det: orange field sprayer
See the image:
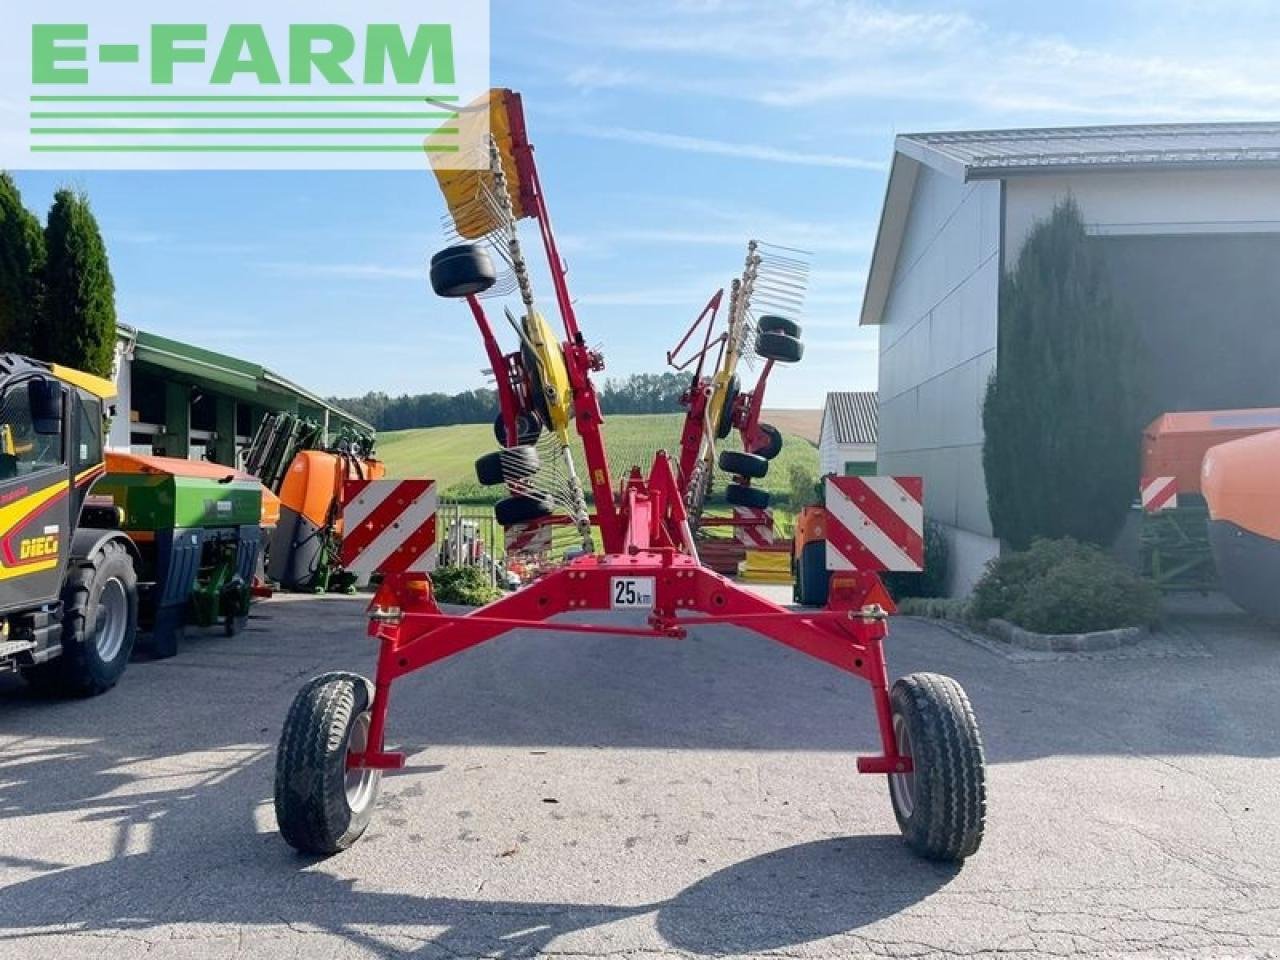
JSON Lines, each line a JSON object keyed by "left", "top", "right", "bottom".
{"left": 272, "top": 89, "right": 987, "bottom": 863}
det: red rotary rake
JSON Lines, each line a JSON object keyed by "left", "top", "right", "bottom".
{"left": 273, "top": 89, "right": 986, "bottom": 863}
{"left": 666, "top": 240, "right": 809, "bottom": 546}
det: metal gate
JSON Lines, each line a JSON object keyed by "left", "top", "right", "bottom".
{"left": 436, "top": 499, "right": 504, "bottom": 587}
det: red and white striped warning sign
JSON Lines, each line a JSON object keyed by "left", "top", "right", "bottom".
{"left": 505, "top": 521, "right": 553, "bottom": 556}
{"left": 732, "top": 506, "right": 777, "bottom": 547}
{"left": 1140, "top": 476, "right": 1178, "bottom": 513}
{"left": 341, "top": 479, "right": 438, "bottom": 576}
{"left": 825, "top": 476, "right": 924, "bottom": 573}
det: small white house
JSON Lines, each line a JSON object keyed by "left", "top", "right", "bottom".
{"left": 819, "top": 391, "right": 878, "bottom": 476}
{"left": 861, "top": 122, "right": 1280, "bottom": 595}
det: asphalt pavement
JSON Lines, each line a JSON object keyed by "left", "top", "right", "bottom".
{"left": 1, "top": 589, "right": 1277, "bottom": 959}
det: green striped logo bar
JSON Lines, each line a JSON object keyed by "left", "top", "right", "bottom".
{"left": 3, "top": 3, "right": 490, "bottom": 170}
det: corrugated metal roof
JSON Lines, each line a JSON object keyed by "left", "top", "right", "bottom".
{"left": 823, "top": 391, "right": 878, "bottom": 445}
{"left": 896, "top": 122, "right": 1280, "bottom": 180}
{"left": 116, "top": 324, "right": 372, "bottom": 431}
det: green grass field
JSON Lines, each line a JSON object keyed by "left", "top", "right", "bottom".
{"left": 377, "top": 412, "right": 819, "bottom": 525}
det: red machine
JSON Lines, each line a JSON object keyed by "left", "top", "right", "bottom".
{"left": 1143, "top": 407, "right": 1280, "bottom": 496}
{"left": 272, "top": 89, "right": 986, "bottom": 864}
{"left": 666, "top": 244, "right": 805, "bottom": 542}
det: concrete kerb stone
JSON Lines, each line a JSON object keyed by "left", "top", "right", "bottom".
{"left": 985, "top": 617, "right": 1147, "bottom": 653}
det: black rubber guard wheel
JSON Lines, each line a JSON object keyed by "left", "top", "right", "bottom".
{"left": 492, "top": 412, "right": 542, "bottom": 448}
{"left": 757, "top": 315, "right": 802, "bottom": 339}
{"left": 475, "top": 445, "right": 541, "bottom": 486}
{"left": 796, "top": 539, "right": 829, "bottom": 607}
{"left": 275, "top": 672, "right": 383, "bottom": 855}
{"left": 22, "top": 539, "right": 139, "bottom": 697}
{"left": 888, "top": 673, "right": 987, "bottom": 862}
{"left": 750, "top": 423, "right": 784, "bottom": 460}
{"left": 715, "top": 374, "right": 740, "bottom": 440}
{"left": 494, "top": 492, "right": 555, "bottom": 527}
{"left": 429, "top": 244, "right": 497, "bottom": 298}
{"left": 756, "top": 331, "right": 804, "bottom": 364}
{"left": 724, "top": 482, "right": 770, "bottom": 509}
{"left": 718, "top": 449, "right": 769, "bottom": 479}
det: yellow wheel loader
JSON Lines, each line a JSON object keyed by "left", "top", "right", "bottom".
{"left": 0, "top": 354, "right": 141, "bottom": 696}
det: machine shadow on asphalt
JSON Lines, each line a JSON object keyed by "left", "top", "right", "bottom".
{"left": 0, "top": 601, "right": 965, "bottom": 956}
{"left": 0, "top": 826, "right": 955, "bottom": 957}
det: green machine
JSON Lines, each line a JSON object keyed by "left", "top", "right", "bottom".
{"left": 94, "top": 454, "right": 265, "bottom": 658}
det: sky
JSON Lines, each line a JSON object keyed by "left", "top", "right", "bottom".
{"left": 13, "top": 0, "right": 1280, "bottom": 408}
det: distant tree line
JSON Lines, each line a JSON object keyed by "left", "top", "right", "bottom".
{"left": 334, "top": 371, "right": 690, "bottom": 431}
{"left": 0, "top": 173, "right": 117, "bottom": 376}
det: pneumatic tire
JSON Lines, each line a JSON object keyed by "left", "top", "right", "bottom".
{"left": 751, "top": 423, "right": 784, "bottom": 460}
{"left": 493, "top": 412, "right": 541, "bottom": 448}
{"left": 494, "top": 493, "right": 555, "bottom": 527}
{"left": 796, "top": 539, "right": 829, "bottom": 607}
{"left": 757, "top": 315, "right": 802, "bottom": 339}
{"left": 888, "top": 673, "right": 986, "bottom": 862}
{"left": 724, "top": 482, "right": 770, "bottom": 509}
{"left": 430, "top": 245, "right": 497, "bottom": 298}
{"left": 756, "top": 331, "right": 804, "bottom": 363}
{"left": 22, "top": 539, "right": 138, "bottom": 697}
{"left": 275, "top": 672, "right": 382, "bottom": 855}
{"left": 718, "top": 449, "right": 769, "bottom": 479}
{"left": 715, "top": 375, "right": 740, "bottom": 440}
{"left": 475, "top": 445, "right": 540, "bottom": 486}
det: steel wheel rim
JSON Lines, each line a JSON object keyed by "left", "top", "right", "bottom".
{"left": 344, "top": 712, "right": 377, "bottom": 811}
{"left": 889, "top": 713, "right": 916, "bottom": 818}
{"left": 94, "top": 578, "right": 128, "bottom": 662}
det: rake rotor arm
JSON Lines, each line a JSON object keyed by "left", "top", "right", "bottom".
{"left": 465, "top": 295, "right": 525, "bottom": 447}
{"left": 498, "top": 92, "right": 622, "bottom": 545}
{"left": 666, "top": 290, "right": 725, "bottom": 374}
{"left": 737, "top": 358, "right": 776, "bottom": 453}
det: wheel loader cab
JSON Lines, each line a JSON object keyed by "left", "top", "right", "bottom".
{"left": 0, "top": 371, "right": 75, "bottom": 612}
{"left": 0, "top": 354, "right": 137, "bottom": 697}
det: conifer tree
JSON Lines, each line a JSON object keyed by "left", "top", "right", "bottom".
{"left": 983, "top": 198, "right": 1142, "bottom": 550}
{"left": 0, "top": 172, "right": 46, "bottom": 354}
{"left": 40, "top": 188, "right": 117, "bottom": 376}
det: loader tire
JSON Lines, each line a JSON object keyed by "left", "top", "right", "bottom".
{"left": 22, "top": 540, "right": 138, "bottom": 697}
{"left": 275, "top": 672, "right": 382, "bottom": 855}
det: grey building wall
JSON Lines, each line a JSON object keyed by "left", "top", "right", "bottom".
{"left": 1005, "top": 169, "right": 1280, "bottom": 429}
{"left": 1097, "top": 233, "right": 1280, "bottom": 418}
{"left": 876, "top": 167, "right": 1002, "bottom": 593}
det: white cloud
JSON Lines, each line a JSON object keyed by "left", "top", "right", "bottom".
{"left": 545, "top": 0, "right": 1280, "bottom": 122}
{"left": 571, "top": 125, "right": 885, "bottom": 171}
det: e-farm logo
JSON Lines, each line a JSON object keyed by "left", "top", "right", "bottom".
{"left": 0, "top": 1, "right": 490, "bottom": 170}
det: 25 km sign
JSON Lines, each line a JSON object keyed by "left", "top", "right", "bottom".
{"left": 610, "top": 577, "right": 656, "bottom": 610}
{"left": 0, "top": 0, "right": 490, "bottom": 170}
